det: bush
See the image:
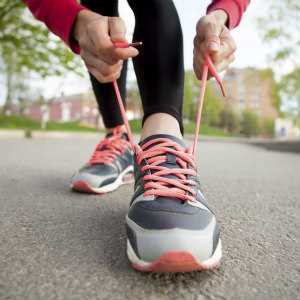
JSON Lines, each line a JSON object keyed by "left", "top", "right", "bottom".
{"left": 261, "top": 118, "right": 275, "bottom": 137}
{"left": 129, "top": 119, "right": 142, "bottom": 133}
{"left": 184, "top": 122, "right": 230, "bottom": 137}
{"left": 202, "top": 85, "right": 224, "bottom": 126}
{"left": 219, "top": 108, "right": 240, "bottom": 133}
{"left": 240, "top": 110, "right": 261, "bottom": 137}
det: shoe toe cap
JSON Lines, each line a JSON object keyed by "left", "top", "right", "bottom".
{"left": 128, "top": 197, "right": 214, "bottom": 230}
{"left": 71, "top": 164, "right": 117, "bottom": 189}
{"left": 127, "top": 198, "right": 220, "bottom": 262}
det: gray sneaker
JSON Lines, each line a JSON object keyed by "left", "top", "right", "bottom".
{"left": 126, "top": 134, "right": 221, "bottom": 272}
{"left": 71, "top": 126, "right": 134, "bottom": 194}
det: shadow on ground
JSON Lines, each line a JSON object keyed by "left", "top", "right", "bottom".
{"left": 251, "top": 139, "right": 300, "bottom": 154}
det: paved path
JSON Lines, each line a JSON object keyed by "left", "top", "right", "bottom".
{"left": 0, "top": 136, "right": 299, "bottom": 300}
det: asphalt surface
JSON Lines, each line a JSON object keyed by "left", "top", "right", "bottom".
{"left": 0, "top": 135, "right": 299, "bottom": 300}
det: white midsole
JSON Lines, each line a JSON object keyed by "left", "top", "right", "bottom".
{"left": 72, "top": 165, "right": 134, "bottom": 193}
{"left": 127, "top": 237, "right": 222, "bottom": 268}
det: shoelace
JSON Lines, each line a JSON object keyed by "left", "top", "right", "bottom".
{"left": 137, "top": 138, "right": 197, "bottom": 201}
{"left": 89, "top": 125, "right": 130, "bottom": 165}
{"left": 113, "top": 42, "right": 225, "bottom": 201}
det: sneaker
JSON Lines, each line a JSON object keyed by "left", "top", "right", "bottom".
{"left": 71, "top": 126, "right": 134, "bottom": 194}
{"left": 126, "top": 134, "right": 221, "bottom": 272}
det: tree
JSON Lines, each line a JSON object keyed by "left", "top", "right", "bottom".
{"left": 183, "top": 71, "right": 198, "bottom": 121}
{"left": 257, "top": 0, "right": 300, "bottom": 115}
{"left": 0, "top": 1, "right": 83, "bottom": 113}
{"left": 219, "top": 107, "right": 240, "bottom": 133}
{"left": 202, "top": 82, "right": 223, "bottom": 126}
{"left": 261, "top": 118, "right": 275, "bottom": 138}
{"left": 240, "top": 110, "right": 260, "bottom": 137}
{"left": 258, "top": 69, "right": 281, "bottom": 112}
{"left": 184, "top": 70, "right": 224, "bottom": 125}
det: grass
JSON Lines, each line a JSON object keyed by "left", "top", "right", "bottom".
{"left": 0, "top": 115, "right": 231, "bottom": 137}
{"left": 183, "top": 122, "right": 231, "bottom": 137}
{"left": 0, "top": 114, "right": 97, "bottom": 132}
{"left": 129, "top": 119, "right": 231, "bottom": 137}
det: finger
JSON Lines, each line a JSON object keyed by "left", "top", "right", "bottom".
{"left": 108, "top": 17, "right": 126, "bottom": 42}
{"left": 215, "top": 54, "right": 235, "bottom": 73}
{"left": 82, "top": 51, "right": 123, "bottom": 76}
{"left": 112, "top": 47, "right": 139, "bottom": 61}
{"left": 220, "top": 26, "right": 237, "bottom": 51}
{"left": 204, "top": 22, "right": 222, "bottom": 53}
{"left": 87, "top": 17, "right": 112, "bottom": 54}
{"left": 87, "top": 65, "right": 121, "bottom": 83}
{"left": 214, "top": 30, "right": 237, "bottom": 63}
{"left": 91, "top": 31, "right": 138, "bottom": 64}
{"left": 86, "top": 16, "right": 139, "bottom": 63}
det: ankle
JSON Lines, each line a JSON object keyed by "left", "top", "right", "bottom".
{"left": 140, "top": 113, "right": 182, "bottom": 141}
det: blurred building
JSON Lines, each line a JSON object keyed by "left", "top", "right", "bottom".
{"left": 275, "top": 118, "right": 300, "bottom": 139}
{"left": 222, "top": 68, "right": 278, "bottom": 120}
{"left": 23, "top": 91, "right": 101, "bottom": 127}
{"left": 23, "top": 88, "right": 143, "bottom": 128}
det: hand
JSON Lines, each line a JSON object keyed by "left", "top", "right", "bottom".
{"left": 73, "top": 10, "right": 139, "bottom": 83}
{"left": 193, "top": 10, "right": 236, "bottom": 79}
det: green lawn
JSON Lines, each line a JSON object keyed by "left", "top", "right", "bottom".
{"left": 0, "top": 115, "right": 231, "bottom": 137}
{"left": 183, "top": 122, "right": 231, "bottom": 137}
{"left": 0, "top": 114, "right": 97, "bottom": 132}
{"left": 129, "top": 119, "right": 230, "bottom": 137}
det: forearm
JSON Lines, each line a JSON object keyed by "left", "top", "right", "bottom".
{"left": 23, "top": 0, "right": 87, "bottom": 53}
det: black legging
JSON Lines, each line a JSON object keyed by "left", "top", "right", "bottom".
{"left": 81, "top": 0, "right": 184, "bottom": 133}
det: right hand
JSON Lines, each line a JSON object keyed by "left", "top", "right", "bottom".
{"left": 74, "top": 10, "right": 139, "bottom": 83}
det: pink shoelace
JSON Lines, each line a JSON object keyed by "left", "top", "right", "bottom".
{"left": 113, "top": 42, "right": 225, "bottom": 201}
{"left": 89, "top": 125, "right": 130, "bottom": 165}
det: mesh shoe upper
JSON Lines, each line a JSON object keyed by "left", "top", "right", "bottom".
{"left": 71, "top": 126, "right": 133, "bottom": 189}
{"left": 127, "top": 134, "right": 220, "bottom": 261}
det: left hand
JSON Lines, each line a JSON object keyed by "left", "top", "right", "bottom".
{"left": 193, "top": 10, "right": 236, "bottom": 79}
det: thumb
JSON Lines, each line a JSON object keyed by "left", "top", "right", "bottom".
{"left": 108, "top": 17, "right": 127, "bottom": 42}
{"left": 204, "top": 22, "right": 221, "bottom": 53}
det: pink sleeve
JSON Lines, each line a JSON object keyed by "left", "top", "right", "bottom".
{"left": 23, "top": 0, "right": 87, "bottom": 53}
{"left": 207, "top": 0, "right": 250, "bottom": 29}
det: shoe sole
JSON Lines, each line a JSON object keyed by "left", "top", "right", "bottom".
{"left": 71, "top": 165, "right": 134, "bottom": 194}
{"left": 127, "top": 238, "right": 222, "bottom": 273}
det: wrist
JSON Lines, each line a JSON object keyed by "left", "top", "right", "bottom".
{"left": 208, "top": 9, "right": 228, "bottom": 26}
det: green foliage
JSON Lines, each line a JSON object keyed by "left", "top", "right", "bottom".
{"left": 129, "top": 119, "right": 142, "bottom": 133}
{"left": 183, "top": 71, "right": 198, "bottom": 121}
{"left": 128, "top": 118, "right": 230, "bottom": 137}
{"left": 0, "top": 114, "right": 97, "bottom": 132}
{"left": 0, "top": 114, "right": 39, "bottom": 129}
{"left": 257, "top": 0, "right": 300, "bottom": 101}
{"left": 0, "top": 1, "right": 82, "bottom": 77}
{"left": 0, "top": 1, "right": 83, "bottom": 111}
{"left": 261, "top": 118, "right": 275, "bottom": 137}
{"left": 184, "top": 122, "right": 230, "bottom": 137}
{"left": 219, "top": 108, "right": 240, "bottom": 133}
{"left": 184, "top": 70, "right": 224, "bottom": 126}
{"left": 257, "top": 0, "right": 299, "bottom": 64}
{"left": 258, "top": 69, "right": 281, "bottom": 111}
{"left": 202, "top": 83, "right": 224, "bottom": 126}
{"left": 280, "top": 68, "right": 300, "bottom": 96}
{"left": 240, "top": 110, "right": 261, "bottom": 137}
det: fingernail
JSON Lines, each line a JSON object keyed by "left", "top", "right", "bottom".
{"left": 208, "top": 42, "right": 219, "bottom": 51}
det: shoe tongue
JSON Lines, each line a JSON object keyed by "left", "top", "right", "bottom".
{"left": 139, "top": 134, "right": 185, "bottom": 148}
{"left": 139, "top": 134, "right": 186, "bottom": 169}
{"left": 98, "top": 131, "right": 128, "bottom": 151}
